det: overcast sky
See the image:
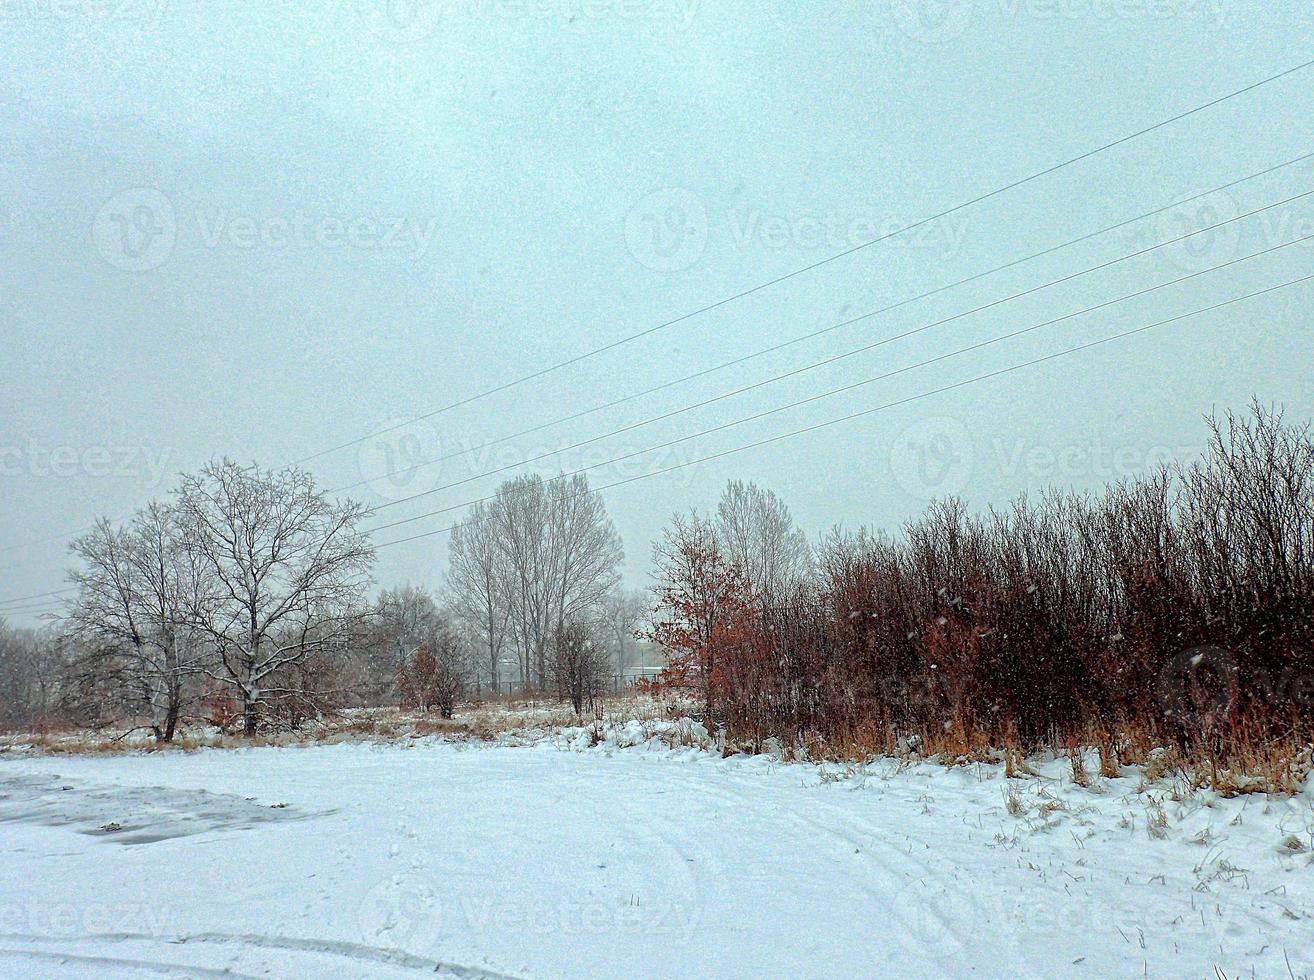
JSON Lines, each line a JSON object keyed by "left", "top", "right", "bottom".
{"left": 2, "top": 0, "right": 1312, "bottom": 622}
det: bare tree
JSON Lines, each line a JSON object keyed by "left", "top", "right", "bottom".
{"left": 64, "top": 504, "right": 205, "bottom": 741}
{"left": 549, "top": 473, "right": 625, "bottom": 635}
{"left": 489, "top": 475, "right": 554, "bottom": 688}
{"left": 597, "top": 588, "right": 646, "bottom": 676}
{"left": 0, "top": 620, "right": 63, "bottom": 732}
{"left": 175, "top": 459, "right": 374, "bottom": 735}
{"left": 364, "top": 585, "right": 440, "bottom": 702}
{"left": 487, "top": 474, "right": 622, "bottom": 688}
{"left": 448, "top": 501, "right": 512, "bottom": 693}
{"left": 397, "top": 618, "right": 471, "bottom": 718}
{"left": 715, "top": 480, "right": 813, "bottom": 599}
{"left": 550, "top": 617, "right": 609, "bottom": 715}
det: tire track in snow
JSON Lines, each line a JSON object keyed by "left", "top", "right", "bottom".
{"left": 649, "top": 761, "right": 978, "bottom": 960}
{"left": 0, "top": 931, "right": 526, "bottom": 978}
{"left": 779, "top": 791, "right": 980, "bottom": 958}
{"left": 600, "top": 764, "right": 722, "bottom": 895}
{"left": 0, "top": 946, "right": 267, "bottom": 979}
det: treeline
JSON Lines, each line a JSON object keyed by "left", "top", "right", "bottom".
{"left": 11, "top": 459, "right": 377, "bottom": 738}
{"left": 0, "top": 463, "right": 645, "bottom": 739}
{"left": 5, "top": 400, "right": 1311, "bottom": 766}
{"left": 445, "top": 473, "right": 644, "bottom": 693}
{"left": 649, "top": 404, "right": 1314, "bottom": 770}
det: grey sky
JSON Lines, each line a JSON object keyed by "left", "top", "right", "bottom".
{"left": 2, "top": 0, "right": 1312, "bottom": 622}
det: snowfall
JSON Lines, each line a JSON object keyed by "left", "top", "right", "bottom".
{"left": 2, "top": 719, "right": 1313, "bottom": 979}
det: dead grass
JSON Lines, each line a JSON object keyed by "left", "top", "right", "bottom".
{"left": 6, "top": 696, "right": 1311, "bottom": 799}
{"left": 0, "top": 693, "right": 696, "bottom": 757}
{"left": 1004, "top": 784, "right": 1023, "bottom": 816}
{"left": 1066, "top": 745, "right": 1090, "bottom": 788}
{"left": 1145, "top": 796, "right": 1169, "bottom": 839}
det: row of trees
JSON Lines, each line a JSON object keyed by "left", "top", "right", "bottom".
{"left": 446, "top": 473, "right": 644, "bottom": 692}
{"left": 61, "top": 460, "right": 374, "bottom": 737}
{"left": 647, "top": 404, "right": 1314, "bottom": 762}
{"left": 1, "top": 463, "right": 646, "bottom": 738}
{"left": 0, "top": 619, "right": 62, "bottom": 731}
{"left": 8, "top": 400, "right": 1309, "bottom": 762}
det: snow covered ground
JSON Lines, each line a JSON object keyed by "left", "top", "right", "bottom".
{"left": 2, "top": 727, "right": 1313, "bottom": 978}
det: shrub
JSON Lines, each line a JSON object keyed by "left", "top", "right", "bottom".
{"left": 646, "top": 403, "right": 1314, "bottom": 782}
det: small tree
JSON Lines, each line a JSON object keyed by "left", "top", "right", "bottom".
{"left": 550, "top": 618, "right": 609, "bottom": 715}
{"left": 397, "top": 622, "right": 470, "bottom": 718}
{"left": 0, "top": 621, "right": 63, "bottom": 733}
{"left": 362, "top": 586, "right": 440, "bottom": 703}
{"left": 598, "top": 588, "right": 646, "bottom": 677}
{"left": 646, "top": 511, "right": 753, "bottom": 719}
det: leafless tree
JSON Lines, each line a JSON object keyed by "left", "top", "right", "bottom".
{"left": 447, "top": 501, "right": 512, "bottom": 693}
{"left": 489, "top": 476, "right": 553, "bottom": 688}
{"left": 549, "top": 473, "right": 625, "bottom": 627}
{"left": 597, "top": 588, "right": 646, "bottom": 676}
{"left": 175, "top": 459, "right": 374, "bottom": 735}
{"left": 0, "top": 620, "right": 63, "bottom": 732}
{"left": 715, "top": 480, "right": 813, "bottom": 599}
{"left": 550, "top": 617, "right": 609, "bottom": 715}
{"left": 64, "top": 503, "right": 206, "bottom": 741}
{"left": 487, "top": 473, "right": 622, "bottom": 688}
{"left": 362, "top": 585, "right": 440, "bottom": 702}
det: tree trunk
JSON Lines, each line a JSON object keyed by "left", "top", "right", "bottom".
{"left": 161, "top": 640, "right": 181, "bottom": 742}
{"left": 246, "top": 619, "right": 260, "bottom": 737}
{"left": 163, "top": 697, "right": 180, "bottom": 742}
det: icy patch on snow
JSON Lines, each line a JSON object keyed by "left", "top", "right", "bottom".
{"left": 0, "top": 771, "right": 321, "bottom": 845}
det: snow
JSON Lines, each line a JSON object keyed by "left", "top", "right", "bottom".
{"left": 2, "top": 732, "right": 1313, "bottom": 978}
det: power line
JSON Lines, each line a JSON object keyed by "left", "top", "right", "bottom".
{"left": 326, "top": 151, "right": 1314, "bottom": 500}
{"left": 373, "top": 270, "right": 1314, "bottom": 550}
{"left": 1, "top": 83, "right": 1309, "bottom": 579}
{"left": 0, "top": 586, "right": 74, "bottom": 610}
{"left": 362, "top": 189, "right": 1313, "bottom": 519}
{"left": 0, "top": 600, "right": 65, "bottom": 617}
{"left": 14, "top": 265, "right": 1310, "bottom": 608}
{"left": 8, "top": 223, "right": 1306, "bottom": 608}
{"left": 290, "top": 59, "right": 1314, "bottom": 467}
{"left": 5, "top": 66, "right": 1308, "bottom": 604}
{"left": 362, "top": 235, "right": 1314, "bottom": 533}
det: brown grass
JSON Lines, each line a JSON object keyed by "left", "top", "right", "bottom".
{"left": 5, "top": 695, "right": 1310, "bottom": 799}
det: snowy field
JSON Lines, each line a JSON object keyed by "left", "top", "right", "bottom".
{"left": 2, "top": 729, "right": 1313, "bottom": 979}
